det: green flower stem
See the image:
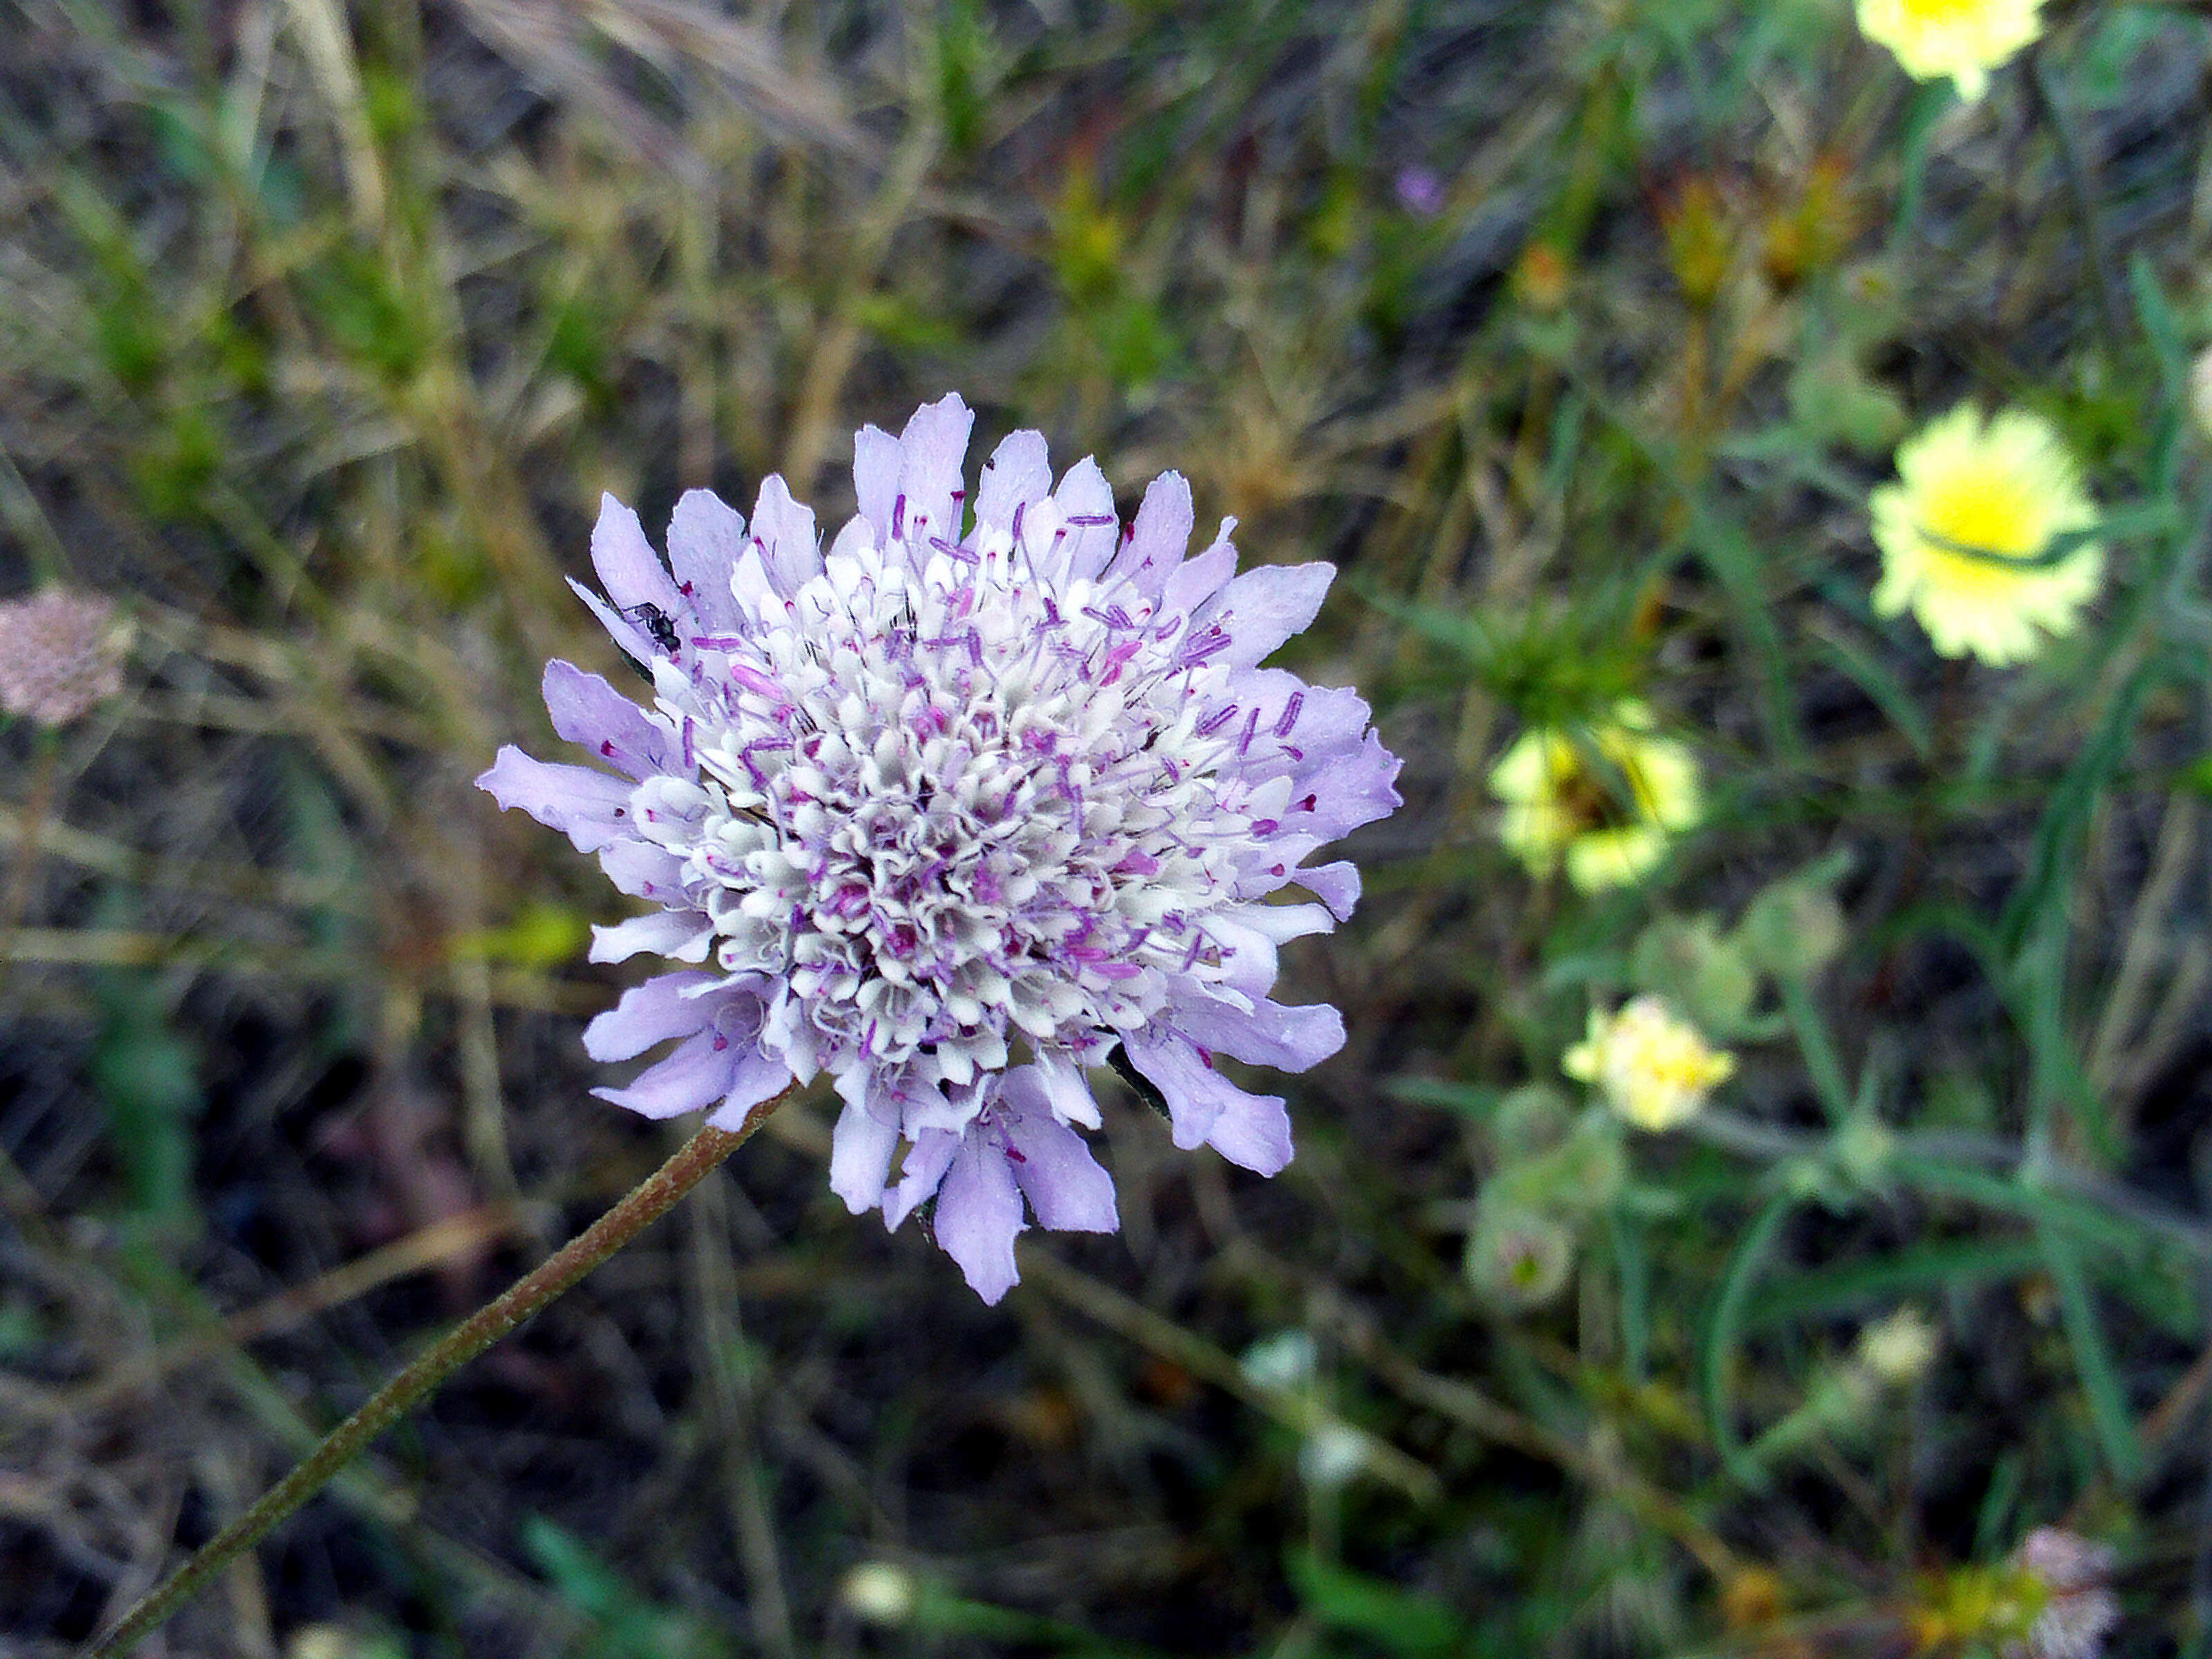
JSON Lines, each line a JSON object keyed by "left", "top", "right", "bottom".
{"left": 87, "top": 1087, "right": 796, "bottom": 1658}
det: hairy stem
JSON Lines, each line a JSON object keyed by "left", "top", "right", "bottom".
{"left": 86, "top": 1090, "right": 795, "bottom": 1657}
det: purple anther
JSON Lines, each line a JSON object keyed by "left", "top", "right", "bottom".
{"left": 1273, "top": 693, "right": 1304, "bottom": 738}
{"left": 1178, "top": 630, "right": 1232, "bottom": 668}
{"left": 1237, "top": 709, "right": 1261, "bottom": 756}
{"left": 1196, "top": 704, "right": 1238, "bottom": 738}
{"left": 892, "top": 493, "right": 908, "bottom": 539}
{"left": 1067, "top": 513, "right": 1116, "bottom": 527}
{"left": 729, "top": 664, "right": 786, "bottom": 700}
{"left": 1250, "top": 818, "right": 1279, "bottom": 836}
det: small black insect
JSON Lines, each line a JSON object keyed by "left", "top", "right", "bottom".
{"left": 615, "top": 601, "right": 682, "bottom": 655}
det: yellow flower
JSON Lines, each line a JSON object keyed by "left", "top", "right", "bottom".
{"left": 1870, "top": 405, "right": 2101, "bottom": 666}
{"left": 1855, "top": 0, "right": 2046, "bottom": 102}
{"left": 1490, "top": 701, "right": 1701, "bottom": 893}
{"left": 1562, "top": 995, "right": 1734, "bottom": 1132}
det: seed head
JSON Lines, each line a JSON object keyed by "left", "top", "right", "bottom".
{"left": 0, "top": 588, "right": 127, "bottom": 727}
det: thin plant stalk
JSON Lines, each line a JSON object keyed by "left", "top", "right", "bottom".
{"left": 87, "top": 1087, "right": 797, "bottom": 1658}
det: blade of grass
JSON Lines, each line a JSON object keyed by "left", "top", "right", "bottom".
{"left": 1701, "top": 1189, "right": 1794, "bottom": 1489}
{"left": 2037, "top": 1221, "right": 2147, "bottom": 1486}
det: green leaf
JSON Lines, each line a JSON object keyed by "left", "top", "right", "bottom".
{"left": 1288, "top": 1550, "right": 1466, "bottom": 1659}
{"left": 1743, "top": 1237, "right": 2045, "bottom": 1329}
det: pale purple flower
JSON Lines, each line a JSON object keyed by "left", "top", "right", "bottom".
{"left": 480, "top": 395, "right": 1400, "bottom": 1301}
{"left": 1394, "top": 166, "right": 1445, "bottom": 218}
{"left": 2005, "top": 1529, "right": 2119, "bottom": 1659}
{"left": 0, "top": 588, "right": 126, "bottom": 727}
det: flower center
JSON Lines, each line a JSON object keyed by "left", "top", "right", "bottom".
{"left": 634, "top": 518, "right": 1275, "bottom": 1103}
{"left": 1918, "top": 467, "right": 2044, "bottom": 571}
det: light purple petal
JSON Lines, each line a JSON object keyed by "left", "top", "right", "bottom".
{"left": 1199, "top": 1089, "right": 1293, "bottom": 1177}
{"left": 542, "top": 661, "right": 664, "bottom": 777}
{"left": 975, "top": 429, "right": 1053, "bottom": 530}
{"left": 1160, "top": 536, "right": 1237, "bottom": 622}
{"left": 1121, "top": 1025, "right": 1231, "bottom": 1148}
{"left": 597, "top": 840, "right": 684, "bottom": 900}
{"left": 933, "top": 1129, "right": 1025, "bottom": 1304}
{"left": 896, "top": 393, "right": 975, "bottom": 550}
{"left": 1197, "top": 912, "right": 1282, "bottom": 1000}
{"left": 588, "top": 910, "right": 711, "bottom": 964}
{"left": 885, "top": 1127, "right": 959, "bottom": 1228}
{"left": 830, "top": 1093, "right": 901, "bottom": 1215}
{"left": 1165, "top": 986, "right": 1345, "bottom": 1071}
{"left": 1029, "top": 1046, "right": 1103, "bottom": 1129}
{"left": 1294, "top": 730, "right": 1404, "bottom": 840}
{"left": 477, "top": 747, "right": 635, "bottom": 854}
{"left": 751, "top": 474, "right": 822, "bottom": 594}
{"left": 1210, "top": 561, "right": 1335, "bottom": 670}
{"left": 1296, "top": 860, "right": 1361, "bottom": 920}
{"left": 568, "top": 577, "right": 657, "bottom": 666}
{"left": 1105, "top": 471, "right": 1193, "bottom": 600}
{"left": 1052, "top": 458, "right": 1119, "bottom": 582}
{"left": 1121, "top": 1025, "right": 1293, "bottom": 1174}
{"left": 590, "top": 495, "right": 685, "bottom": 617}
{"left": 582, "top": 970, "right": 719, "bottom": 1061}
{"left": 666, "top": 490, "right": 747, "bottom": 630}
{"left": 592, "top": 1026, "right": 740, "bottom": 1119}
{"left": 854, "top": 425, "right": 901, "bottom": 541}
{"left": 705, "top": 1047, "right": 799, "bottom": 1128}
{"left": 999, "top": 1075, "right": 1118, "bottom": 1233}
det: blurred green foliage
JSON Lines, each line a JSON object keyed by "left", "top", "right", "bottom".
{"left": 3, "top": 0, "right": 2210, "bottom": 1653}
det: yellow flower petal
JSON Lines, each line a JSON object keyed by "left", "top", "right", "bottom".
{"left": 1870, "top": 404, "right": 2101, "bottom": 666}
{"left": 1562, "top": 995, "right": 1734, "bottom": 1132}
{"left": 1855, "top": 0, "right": 2045, "bottom": 100}
{"left": 1491, "top": 701, "right": 1702, "bottom": 892}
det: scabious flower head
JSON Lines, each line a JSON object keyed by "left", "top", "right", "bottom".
{"left": 1562, "top": 995, "right": 1734, "bottom": 1132}
{"left": 1855, "top": 0, "right": 2045, "bottom": 102}
{"left": 2004, "top": 1530, "right": 2120, "bottom": 1659}
{"left": 0, "top": 588, "right": 127, "bottom": 727}
{"left": 1488, "top": 700, "right": 1700, "bottom": 893}
{"left": 480, "top": 395, "right": 1400, "bottom": 1302}
{"left": 1871, "top": 404, "right": 2101, "bottom": 666}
